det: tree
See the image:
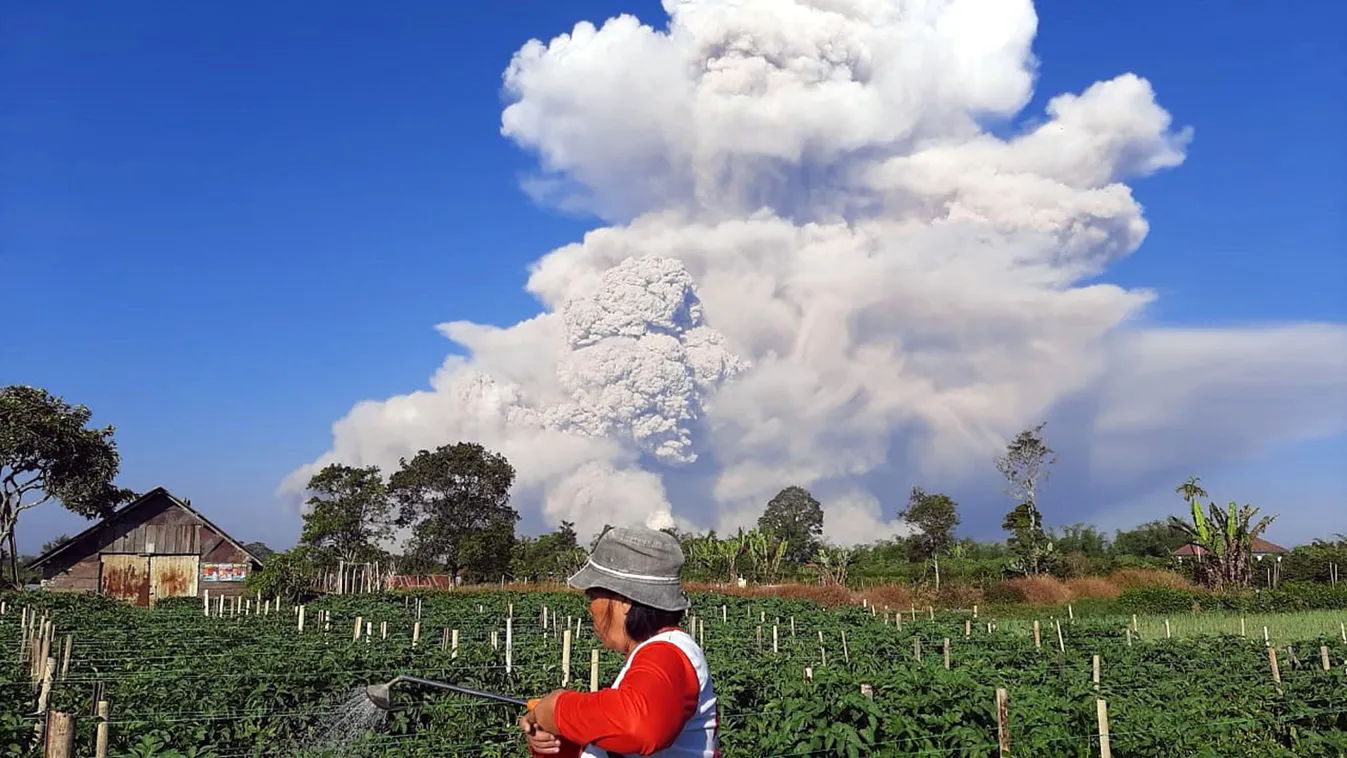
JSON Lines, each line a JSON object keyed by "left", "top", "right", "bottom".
{"left": 898, "top": 486, "right": 960, "bottom": 590}
{"left": 0, "top": 386, "right": 136, "bottom": 587}
{"left": 1110, "top": 520, "right": 1188, "bottom": 559}
{"left": 898, "top": 487, "right": 960, "bottom": 561}
{"left": 299, "top": 463, "right": 394, "bottom": 566}
{"left": 995, "top": 422, "right": 1057, "bottom": 574}
{"left": 389, "top": 442, "right": 518, "bottom": 583}
{"left": 758, "top": 486, "right": 824, "bottom": 565}
{"left": 40, "top": 534, "right": 71, "bottom": 555}
{"left": 242, "top": 541, "right": 275, "bottom": 560}
{"left": 512, "top": 521, "right": 587, "bottom": 582}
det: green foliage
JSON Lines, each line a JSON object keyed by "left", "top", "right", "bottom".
{"left": 1118, "top": 586, "right": 1197, "bottom": 615}
{"left": 3, "top": 590, "right": 1345, "bottom": 758}
{"left": 758, "top": 486, "right": 824, "bottom": 565}
{"left": 896, "top": 487, "right": 959, "bottom": 562}
{"left": 0, "top": 385, "right": 135, "bottom": 586}
{"left": 1168, "top": 488, "right": 1276, "bottom": 589}
{"left": 299, "top": 463, "right": 395, "bottom": 566}
{"left": 511, "top": 521, "right": 587, "bottom": 582}
{"left": 245, "top": 547, "right": 322, "bottom": 603}
{"left": 390, "top": 442, "right": 518, "bottom": 583}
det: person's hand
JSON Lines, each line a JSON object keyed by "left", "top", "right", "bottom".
{"left": 518, "top": 714, "right": 563, "bottom": 755}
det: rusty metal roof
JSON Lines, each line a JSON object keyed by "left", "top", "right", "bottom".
{"left": 27, "top": 486, "right": 266, "bottom": 569}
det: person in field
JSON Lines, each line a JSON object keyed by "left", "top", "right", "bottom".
{"left": 520, "top": 526, "right": 721, "bottom": 757}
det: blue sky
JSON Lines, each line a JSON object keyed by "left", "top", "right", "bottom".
{"left": 3, "top": 1, "right": 1344, "bottom": 553}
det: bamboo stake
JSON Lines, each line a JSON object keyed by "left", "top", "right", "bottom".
{"left": 943, "top": 638, "right": 950, "bottom": 670}
{"left": 94, "top": 700, "right": 109, "bottom": 758}
{"left": 452, "top": 629, "right": 459, "bottom": 659}
{"left": 590, "top": 649, "right": 600, "bottom": 692}
{"left": 1092, "top": 655, "right": 1101, "bottom": 690}
{"left": 1096, "top": 699, "right": 1111, "bottom": 758}
{"left": 60, "top": 635, "right": 72, "bottom": 680}
{"left": 995, "top": 688, "right": 1010, "bottom": 757}
{"left": 1321, "top": 645, "right": 1331, "bottom": 672}
{"left": 1268, "top": 646, "right": 1281, "bottom": 683}
{"left": 412, "top": 621, "right": 420, "bottom": 648}
{"left": 505, "top": 617, "right": 513, "bottom": 674}
{"left": 1033, "top": 621, "right": 1041, "bottom": 649}
{"left": 1055, "top": 620, "right": 1065, "bottom": 652}
{"left": 562, "top": 630, "right": 572, "bottom": 686}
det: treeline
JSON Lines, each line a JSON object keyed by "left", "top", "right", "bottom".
{"left": 6, "top": 385, "right": 1341, "bottom": 599}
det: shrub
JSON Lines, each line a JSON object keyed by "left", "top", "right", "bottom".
{"left": 1005, "top": 575, "right": 1072, "bottom": 605}
{"left": 1110, "top": 568, "right": 1190, "bottom": 590}
{"left": 856, "top": 584, "right": 916, "bottom": 610}
{"left": 1067, "top": 577, "right": 1121, "bottom": 600}
{"left": 1118, "top": 586, "right": 1196, "bottom": 615}
{"left": 935, "top": 584, "right": 983, "bottom": 609}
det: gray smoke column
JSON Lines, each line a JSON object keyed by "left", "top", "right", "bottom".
{"left": 285, "top": 0, "right": 1347, "bottom": 543}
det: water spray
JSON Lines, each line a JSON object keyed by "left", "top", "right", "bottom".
{"left": 364, "top": 675, "right": 537, "bottom": 711}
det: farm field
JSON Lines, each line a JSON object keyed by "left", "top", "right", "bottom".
{"left": 2, "top": 590, "right": 1346, "bottom": 757}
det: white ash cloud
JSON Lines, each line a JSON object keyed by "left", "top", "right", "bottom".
{"left": 285, "top": 0, "right": 1346, "bottom": 544}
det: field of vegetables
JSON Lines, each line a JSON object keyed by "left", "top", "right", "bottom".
{"left": 2, "top": 589, "right": 1346, "bottom": 757}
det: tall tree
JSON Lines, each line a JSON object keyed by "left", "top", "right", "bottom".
{"left": 898, "top": 487, "right": 960, "bottom": 561}
{"left": 898, "top": 487, "right": 960, "bottom": 590}
{"left": 299, "top": 463, "right": 394, "bottom": 566}
{"left": 995, "top": 422, "right": 1056, "bottom": 574}
{"left": 390, "top": 442, "right": 518, "bottom": 583}
{"left": 0, "top": 386, "right": 135, "bottom": 586}
{"left": 758, "top": 486, "right": 824, "bottom": 565}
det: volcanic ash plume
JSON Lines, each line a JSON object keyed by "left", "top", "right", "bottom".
{"left": 285, "top": 0, "right": 1347, "bottom": 542}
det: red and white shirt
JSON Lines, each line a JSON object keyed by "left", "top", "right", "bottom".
{"left": 539, "top": 628, "right": 720, "bottom": 758}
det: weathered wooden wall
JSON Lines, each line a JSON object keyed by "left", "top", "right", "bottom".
{"left": 38, "top": 490, "right": 258, "bottom": 605}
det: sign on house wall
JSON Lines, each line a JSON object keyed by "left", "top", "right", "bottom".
{"left": 201, "top": 563, "right": 249, "bottom": 582}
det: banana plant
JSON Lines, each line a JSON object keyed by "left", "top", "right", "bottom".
{"left": 1169, "top": 494, "right": 1276, "bottom": 589}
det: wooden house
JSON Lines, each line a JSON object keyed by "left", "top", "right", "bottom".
{"left": 28, "top": 487, "right": 265, "bottom": 606}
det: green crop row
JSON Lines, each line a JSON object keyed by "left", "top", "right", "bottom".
{"left": 1, "top": 590, "right": 1345, "bottom": 757}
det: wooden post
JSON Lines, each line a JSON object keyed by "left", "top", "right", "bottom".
{"left": 297, "top": 606, "right": 305, "bottom": 633}
{"left": 380, "top": 621, "right": 387, "bottom": 640}
{"left": 412, "top": 621, "right": 421, "bottom": 648}
{"left": 943, "top": 638, "right": 951, "bottom": 670}
{"left": 590, "top": 649, "right": 600, "bottom": 692}
{"left": 95, "top": 700, "right": 109, "bottom": 758}
{"left": 1268, "top": 646, "right": 1281, "bottom": 683}
{"left": 202, "top": 590, "right": 210, "bottom": 616}
{"left": 353, "top": 616, "right": 362, "bottom": 641}
{"left": 451, "top": 629, "right": 459, "bottom": 659}
{"left": 1131, "top": 614, "right": 1138, "bottom": 632}
{"left": 45, "top": 710, "right": 75, "bottom": 758}
{"left": 1056, "top": 620, "right": 1065, "bottom": 653}
{"left": 965, "top": 619, "right": 971, "bottom": 638}
{"left": 1321, "top": 645, "right": 1331, "bottom": 672}
{"left": 506, "top": 617, "right": 514, "bottom": 675}
{"left": 721, "top": 605, "right": 726, "bottom": 623}
{"left": 995, "top": 688, "right": 1010, "bottom": 757}
{"left": 1068, "top": 604, "right": 1074, "bottom": 621}
{"left": 1125, "top": 628, "right": 1132, "bottom": 647}
{"left": 913, "top": 637, "right": 921, "bottom": 662}
{"left": 973, "top": 604, "right": 978, "bottom": 619}
{"left": 1033, "top": 621, "right": 1041, "bottom": 649}
{"left": 772, "top": 625, "right": 778, "bottom": 653}
{"left": 1165, "top": 619, "right": 1171, "bottom": 639}
{"left": 1240, "top": 617, "right": 1246, "bottom": 637}
{"left": 791, "top": 616, "right": 796, "bottom": 637}
{"left": 860, "top": 683, "right": 873, "bottom": 699}
{"left": 60, "top": 636, "right": 72, "bottom": 680}
{"left": 1092, "top": 655, "right": 1101, "bottom": 690}
{"left": 562, "top": 630, "right": 572, "bottom": 686}
{"left": 756, "top": 626, "right": 763, "bottom": 648}
{"left": 1096, "top": 699, "right": 1111, "bottom": 758}
{"left": 841, "top": 630, "right": 850, "bottom": 664}
{"left": 928, "top": 606, "right": 934, "bottom": 621}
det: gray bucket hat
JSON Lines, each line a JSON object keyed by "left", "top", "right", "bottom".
{"left": 568, "top": 526, "right": 690, "bottom": 612}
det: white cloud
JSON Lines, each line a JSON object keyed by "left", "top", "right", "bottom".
{"left": 285, "top": 0, "right": 1345, "bottom": 544}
